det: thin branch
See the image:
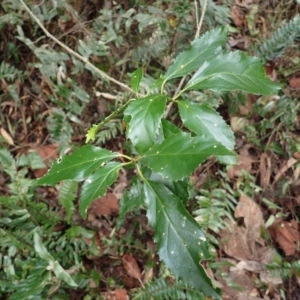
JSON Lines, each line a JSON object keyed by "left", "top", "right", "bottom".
{"left": 195, "top": 0, "right": 208, "bottom": 38}
{"left": 164, "top": 0, "right": 208, "bottom": 117}
{"left": 19, "top": 0, "right": 134, "bottom": 93}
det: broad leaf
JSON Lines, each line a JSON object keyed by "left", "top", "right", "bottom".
{"left": 183, "top": 51, "right": 281, "bottom": 95}
{"left": 36, "top": 145, "right": 120, "bottom": 186}
{"left": 163, "top": 27, "right": 228, "bottom": 83}
{"left": 141, "top": 132, "right": 234, "bottom": 180}
{"left": 178, "top": 101, "right": 234, "bottom": 150}
{"left": 161, "top": 119, "right": 181, "bottom": 138}
{"left": 124, "top": 94, "right": 167, "bottom": 153}
{"left": 149, "top": 172, "right": 189, "bottom": 205}
{"left": 80, "top": 162, "right": 123, "bottom": 217}
{"left": 144, "top": 181, "right": 220, "bottom": 298}
{"left": 131, "top": 67, "right": 143, "bottom": 93}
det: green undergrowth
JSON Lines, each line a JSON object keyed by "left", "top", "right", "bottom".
{"left": 0, "top": 0, "right": 299, "bottom": 299}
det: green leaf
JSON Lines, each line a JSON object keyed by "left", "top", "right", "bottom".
{"left": 144, "top": 181, "right": 220, "bottom": 298}
{"left": 163, "top": 27, "right": 228, "bottom": 83}
{"left": 182, "top": 51, "right": 281, "bottom": 95}
{"left": 161, "top": 119, "right": 181, "bottom": 138}
{"left": 80, "top": 162, "right": 123, "bottom": 217}
{"left": 131, "top": 67, "right": 143, "bottom": 93}
{"left": 85, "top": 124, "right": 98, "bottom": 143}
{"left": 52, "top": 261, "right": 77, "bottom": 287}
{"left": 35, "top": 145, "right": 120, "bottom": 186}
{"left": 34, "top": 231, "right": 54, "bottom": 263}
{"left": 141, "top": 132, "right": 234, "bottom": 180}
{"left": 178, "top": 101, "right": 234, "bottom": 150}
{"left": 124, "top": 94, "right": 167, "bottom": 153}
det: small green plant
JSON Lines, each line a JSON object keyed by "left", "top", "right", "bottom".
{"left": 33, "top": 21, "right": 281, "bottom": 298}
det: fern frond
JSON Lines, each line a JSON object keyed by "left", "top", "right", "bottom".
{"left": 58, "top": 180, "right": 77, "bottom": 222}
{"left": 132, "top": 278, "right": 205, "bottom": 300}
{"left": 267, "top": 260, "right": 300, "bottom": 279}
{"left": 193, "top": 187, "right": 237, "bottom": 245}
{"left": 95, "top": 119, "right": 122, "bottom": 145}
{"left": 257, "top": 14, "right": 300, "bottom": 61}
{"left": 46, "top": 109, "right": 73, "bottom": 151}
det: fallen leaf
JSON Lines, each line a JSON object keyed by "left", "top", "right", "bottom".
{"left": 231, "top": 5, "right": 246, "bottom": 27}
{"left": 227, "top": 145, "right": 253, "bottom": 178}
{"left": 235, "top": 195, "right": 265, "bottom": 257}
{"left": 0, "top": 127, "right": 14, "bottom": 145}
{"left": 273, "top": 157, "right": 298, "bottom": 185}
{"left": 101, "top": 289, "right": 128, "bottom": 300}
{"left": 220, "top": 220, "right": 252, "bottom": 260}
{"left": 30, "top": 145, "right": 58, "bottom": 178}
{"left": 122, "top": 254, "right": 142, "bottom": 282}
{"left": 260, "top": 153, "right": 271, "bottom": 188}
{"left": 289, "top": 77, "right": 300, "bottom": 89}
{"left": 268, "top": 218, "right": 300, "bottom": 256}
{"left": 88, "top": 192, "right": 119, "bottom": 216}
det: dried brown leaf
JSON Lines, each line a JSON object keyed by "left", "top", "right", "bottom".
{"left": 273, "top": 157, "right": 298, "bottom": 185}
{"left": 234, "top": 195, "right": 265, "bottom": 257}
{"left": 88, "top": 193, "right": 119, "bottom": 216}
{"left": 260, "top": 153, "right": 271, "bottom": 188}
{"left": 227, "top": 145, "right": 253, "bottom": 178}
{"left": 220, "top": 220, "right": 252, "bottom": 260}
{"left": 269, "top": 219, "right": 300, "bottom": 256}
{"left": 0, "top": 127, "right": 14, "bottom": 145}
{"left": 31, "top": 144, "right": 58, "bottom": 178}
{"left": 122, "top": 254, "right": 142, "bottom": 282}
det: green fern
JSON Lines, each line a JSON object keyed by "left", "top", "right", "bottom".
{"left": 193, "top": 182, "right": 237, "bottom": 246}
{"left": 133, "top": 278, "right": 206, "bottom": 300}
{"left": 257, "top": 14, "right": 300, "bottom": 61}
{"left": 267, "top": 260, "right": 300, "bottom": 279}
{"left": 95, "top": 119, "right": 123, "bottom": 145}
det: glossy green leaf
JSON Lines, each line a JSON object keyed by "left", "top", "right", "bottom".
{"left": 131, "top": 67, "right": 143, "bottom": 93}
{"left": 161, "top": 119, "right": 181, "bottom": 138}
{"left": 178, "top": 101, "right": 234, "bottom": 150}
{"left": 163, "top": 27, "right": 228, "bottom": 83}
{"left": 144, "top": 181, "right": 220, "bottom": 298}
{"left": 80, "top": 162, "right": 123, "bottom": 217}
{"left": 141, "top": 132, "right": 234, "bottom": 180}
{"left": 124, "top": 94, "right": 167, "bottom": 153}
{"left": 36, "top": 145, "right": 120, "bottom": 186}
{"left": 183, "top": 51, "right": 281, "bottom": 95}
{"left": 149, "top": 172, "right": 189, "bottom": 205}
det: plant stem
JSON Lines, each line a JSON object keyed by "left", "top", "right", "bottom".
{"left": 164, "top": 0, "right": 208, "bottom": 118}
{"left": 86, "top": 98, "right": 134, "bottom": 142}
{"left": 20, "top": 0, "right": 134, "bottom": 93}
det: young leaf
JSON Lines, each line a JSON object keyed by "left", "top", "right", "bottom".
{"left": 35, "top": 145, "right": 120, "bottom": 186}
{"left": 131, "top": 67, "right": 143, "bottom": 93}
{"left": 178, "top": 101, "right": 234, "bottom": 150}
{"left": 144, "top": 181, "right": 220, "bottom": 298}
{"left": 163, "top": 27, "right": 228, "bottom": 83}
{"left": 80, "top": 162, "right": 123, "bottom": 217}
{"left": 124, "top": 94, "right": 167, "bottom": 153}
{"left": 182, "top": 51, "right": 281, "bottom": 95}
{"left": 140, "top": 132, "right": 235, "bottom": 180}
